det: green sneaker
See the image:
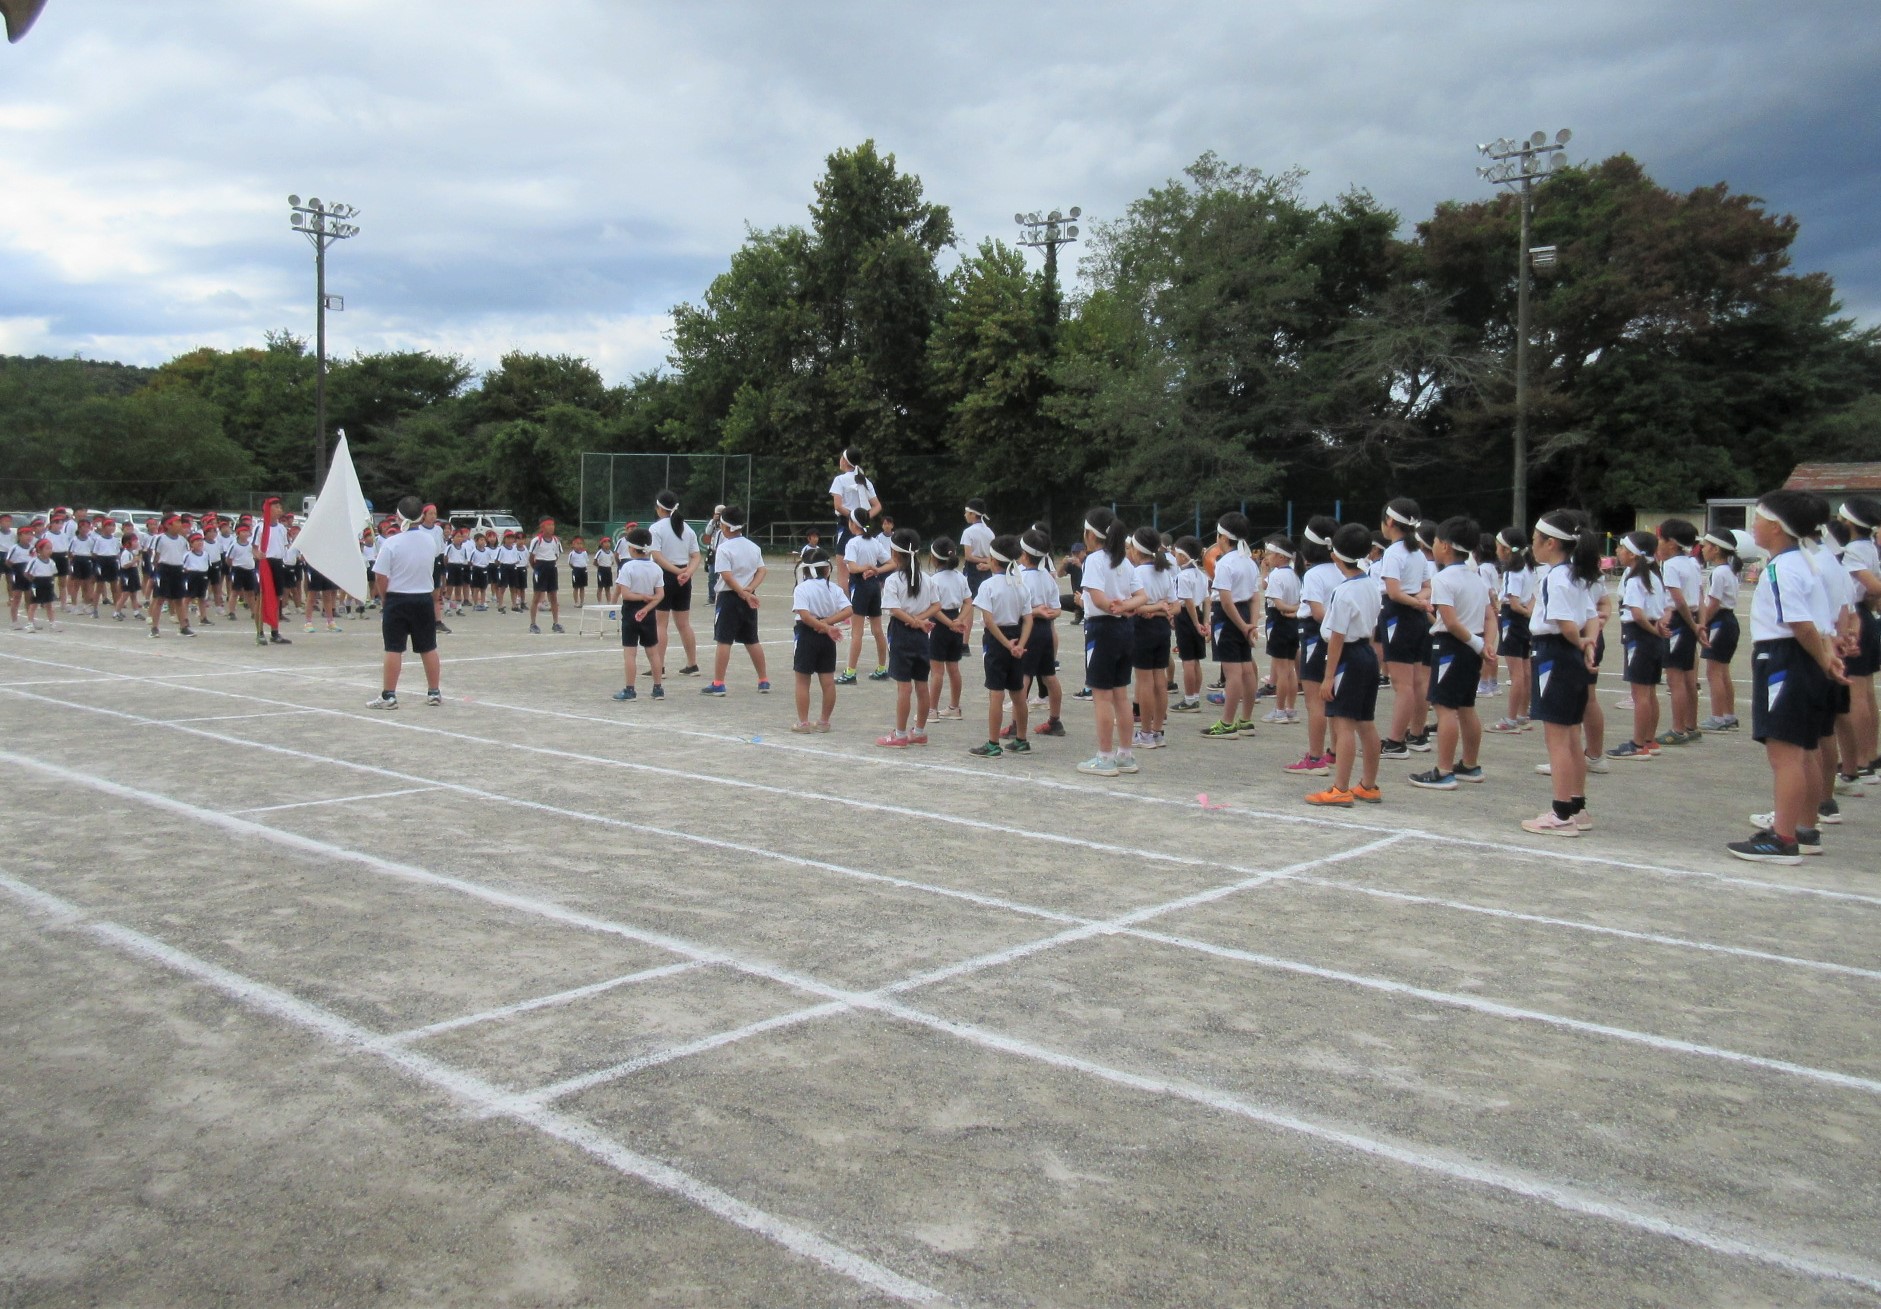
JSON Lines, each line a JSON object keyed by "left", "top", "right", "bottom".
{"left": 969, "top": 740, "right": 1003, "bottom": 757}
{"left": 1235, "top": 719, "right": 1258, "bottom": 736}
{"left": 1201, "top": 721, "right": 1238, "bottom": 739}
{"left": 1005, "top": 738, "right": 1031, "bottom": 754}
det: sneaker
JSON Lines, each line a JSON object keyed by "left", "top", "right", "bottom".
{"left": 907, "top": 731, "right": 929, "bottom": 746}
{"left": 868, "top": 668, "right": 890, "bottom": 681}
{"left": 551, "top": 623, "right": 564, "bottom": 634}
{"left": 1209, "top": 676, "right": 1225, "bottom": 689}
{"left": 1076, "top": 753, "right": 1118, "bottom": 776}
{"left": 1285, "top": 753, "right": 1330, "bottom": 776}
{"left": 1379, "top": 739, "right": 1410, "bottom": 760}
{"left": 701, "top": 682, "right": 727, "bottom": 696}
{"left": 1727, "top": 829, "right": 1800, "bottom": 865}
{"left": 1683, "top": 727, "right": 1703, "bottom": 742}
{"left": 1038, "top": 719, "right": 1066, "bottom": 737}
{"left": 1007, "top": 738, "right": 1032, "bottom": 754}
{"left": 368, "top": 694, "right": 398, "bottom": 711}
{"left": 1654, "top": 730, "right": 1684, "bottom": 747}
{"left": 791, "top": 721, "right": 817, "bottom": 733}
{"left": 1607, "top": 741, "right": 1653, "bottom": 760}
{"left": 1521, "top": 811, "right": 1581, "bottom": 837}
{"left": 1131, "top": 728, "right": 1151, "bottom": 747}
{"left": 1072, "top": 688, "right": 1093, "bottom": 701}
{"left": 1453, "top": 764, "right": 1485, "bottom": 784}
{"left": 437, "top": 621, "right": 453, "bottom": 634}
{"left": 1584, "top": 754, "right": 1610, "bottom": 774}
{"left": 835, "top": 671, "right": 858, "bottom": 686}
{"left": 1262, "top": 709, "right": 1289, "bottom": 724}
{"left": 815, "top": 721, "right": 832, "bottom": 733}
{"left": 1201, "top": 721, "right": 1239, "bottom": 740}
{"left": 1000, "top": 723, "right": 1018, "bottom": 740}
{"left": 255, "top": 633, "right": 267, "bottom": 646}
{"left": 113, "top": 611, "right": 124, "bottom": 622}
{"left": 305, "top": 622, "right": 317, "bottom": 633}
{"left": 425, "top": 690, "right": 442, "bottom": 707}
{"left": 936, "top": 705, "right": 963, "bottom": 720}
{"left": 1834, "top": 774, "right": 1866, "bottom": 797}
{"left": 876, "top": 732, "right": 908, "bottom": 748}
{"left": 1352, "top": 783, "right": 1382, "bottom": 803}
{"left": 1487, "top": 717, "right": 1525, "bottom": 734}
{"left": 1206, "top": 690, "right": 1225, "bottom": 705}
{"left": 1795, "top": 826, "right": 1823, "bottom": 856}
{"left": 651, "top": 685, "right": 665, "bottom": 700}
{"left": 1408, "top": 768, "right": 1457, "bottom": 790}
{"left": 970, "top": 741, "right": 1004, "bottom": 758}
{"left": 680, "top": 664, "right": 700, "bottom": 676}
{"left": 1172, "top": 697, "right": 1202, "bottom": 713}
{"left": 1820, "top": 798, "right": 1843, "bottom": 824}
{"left": 1698, "top": 715, "right": 1730, "bottom": 732}
{"left": 757, "top": 680, "right": 771, "bottom": 694}
{"left": 1748, "top": 810, "right": 1776, "bottom": 829}
{"left": 179, "top": 626, "right": 196, "bottom": 637}
{"left": 1234, "top": 719, "right": 1258, "bottom": 737}
{"left": 1405, "top": 732, "right": 1432, "bottom": 753}
{"left": 1113, "top": 751, "right": 1137, "bottom": 773}
{"left": 530, "top": 624, "right": 541, "bottom": 634}
{"left": 613, "top": 686, "right": 637, "bottom": 701}
{"left": 1305, "top": 787, "right": 1354, "bottom": 807}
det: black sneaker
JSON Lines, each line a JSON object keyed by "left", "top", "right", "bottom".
{"left": 1071, "top": 688, "right": 1093, "bottom": 701}
{"left": 1796, "top": 826, "right": 1823, "bottom": 856}
{"left": 269, "top": 632, "right": 291, "bottom": 644}
{"left": 1726, "top": 829, "right": 1801, "bottom": 865}
{"left": 425, "top": 690, "right": 442, "bottom": 707}
{"left": 1406, "top": 730, "right": 1433, "bottom": 753}
{"left": 436, "top": 621, "right": 452, "bottom": 634}
{"left": 1379, "top": 739, "right": 1410, "bottom": 760}
{"left": 679, "top": 664, "right": 701, "bottom": 676}
{"left": 1037, "top": 719, "right": 1066, "bottom": 737}
{"left": 1408, "top": 768, "right": 1456, "bottom": 790}
{"left": 1819, "top": 798, "right": 1843, "bottom": 825}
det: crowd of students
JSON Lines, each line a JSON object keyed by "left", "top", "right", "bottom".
{"left": 9, "top": 470, "right": 1878, "bottom": 868}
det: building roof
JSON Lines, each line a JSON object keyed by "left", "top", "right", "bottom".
{"left": 1784, "top": 462, "right": 1881, "bottom": 493}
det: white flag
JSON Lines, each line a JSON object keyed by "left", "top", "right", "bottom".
{"left": 297, "top": 432, "right": 372, "bottom": 602}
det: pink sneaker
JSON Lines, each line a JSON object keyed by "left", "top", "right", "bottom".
{"left": 1284, "top": 753, "right": 1330, "bottom": 776}
{"left": 875, "top": 732, "right": 908, "bottom": 748}
{"left": 1520, "top": 811, "right": 1581, "bottom": 838}
{"left": 906, "top": 731, "right": 929, "bottom": 746}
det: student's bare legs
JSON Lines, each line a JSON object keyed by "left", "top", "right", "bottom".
{"left": 1847, "top": 673, "right": 1876, "bottom": 766}
{"left": 1092, "top": 685, "right": 1124, "bottom": 753}
{"left": 815, "top": 672, "right": 835, "bottom": 724}
{"left": 1458, "top": 706, "right": 1481, "bottom": 769}
{"left": 1764, "top": 740, "right": 1813, "bottom": 839}
{"left": 1329, "top": 718, "right": 1356, "bottom": 789}
{"left": 1705, "top": 659, "right": 1735, "bottom": 720}
{"left": 712, "top": 642, "right": 733, "bottom": 683}
{"left": 1544, "top": 722, "right": 1586, "bottom": 804}
{"left": 1386, "top": 661, "right": 1417, "bottom": 739}
{"left": 1629, "top": 683, "right": 1658, "bottom": 747}
{"left": 622, "top": 644, "right": 640, "bottom": 690}
{"left": 794, "top": 672, "right": 813, "bottom": 723}
{"left": 1582, "top": 687, "right": 1606, "bottom": 758}
{"left": 1507, "top": 656, "right": 1531, "bottom": 720}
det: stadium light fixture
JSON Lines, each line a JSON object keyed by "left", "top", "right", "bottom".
{"left": 286, "top": 194, "right": 362, "bottom": 490}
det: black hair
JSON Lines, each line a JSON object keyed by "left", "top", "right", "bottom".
{"left": 1263, "top": 533, "right": 1302, "bottom": 575}
{"left": 929, "top": 536, "right": 960, "bottom": 570}
{"left": 840, "top": 448, "right": 871, "bottom": 497}
{"left": 1215, "top": 511, "right": 1252, "bottom": 554}
{"left": 856, "top": 513, "right": 880, "bottom": 540}
{"left": 1656, "top": 517, "right": 1699, "bottom": 549}
{"left": 1536, "top": 508, "right": 1602, "bottom": 585}
{"left": 1435, "top": 516, "right": 1479, "bottom": 555}
{"left": 656, "top": 489, "right": 680, "bottom": 524}
{"left": 1172, "top": 534, "right": 1205, "bottom": 565}
{"left": 1755, "top": 490, "right": 1828, "bottom": 543}
{"left": 1495, "top": 524, "right": 1534, "bottom": 571}
{"left": 1020, "top": 526, "right": 1053, "bottom": 562}
{"left": 1413, "top": 518, "right": 1440, "bottom": 552}
{"left": 1474, "top": 532, "right": 1499, "bottom": 567}
{"left": 1085, "top": 507, "right": 1127, "bottom": 567}
{"left": 1130, "top": 525, "right": 1171, "bottom": 570}
{"left": 890, "top": 527, "right": 923, "bottom": 598}
{"left": 1382, "top": 497, "right": 1421, "bottom": 537}
{"left": 988, "top": 532, "right": 1024, "bottom": 575}
{"left": 1331, "top": 523, "right": 1373, "bottom": 566}
{"left": 396, "top": 494, "right": 424, "bottom": 521}
{"left": 720, "top": 506, "right": 747, "bottom": 532}
{"left": 1369, "top": 530, "right": 1389, "bottom": 552}
{"left": 1841, "top": 495, "right": 1881, "bottom": 534}
{"left": 624, "top": 526, "right": 652, "bottom": 550}
{"left": 1298, "top": 516, "right": 1337, "bottom": 566}
{"left": 797, "top": 545, "right": 831, "bottom": 581}
{"left": 1619, "top": 530, "right": 1661, "bottom": 586}
{"left": 965, "top": 497, "right": 989, "bottom": 526}
{"left": 1824, "top": 519, "right": 1852, "bottom": 548}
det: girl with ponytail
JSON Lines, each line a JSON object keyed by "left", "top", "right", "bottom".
{"left": 968, "top": 533, "right": 1035, "bottom": 758}
{"left": 1203, "top": 512, "right": 1261, "bottom": 741}
{"left": 1519, "top": 509, "right": 1604, "bottom": 837}
{"left": 877, "top": 528, "right": 937, "bottom": 747}
{"left": 925, "top": 538, "right": 971, "bottom": 721}
{"left": 1697, "top": 527, "right": 1744, "bottom": 732}
{"left": 1609, "top": 531, "right": 1667, "bottom": 760}
{"left": 1170, "top": 536, "right": 1210, "bottom": 715}
{"left": 1286, "top": 515, "right": 1343, "bottom": 775}
{"left": 788, "top": 547, "right": 852, "bottom": 733}
{"left": 1019, "top": 529, "right": 1067, "bottom": 739}
{"left": 828, "top": 448, "right": 883, "bottom": 589}
{"left": 839, "top": 514, "right": 893, "bottom": 684}
{"left": 1076, "top": 508, "right": 1148, "bottom": 775}
{"left": 1489, "top": 525, "right": 1537, "bottom": 733}
{"left": 651, "top": 489, "right": 704, "bottom": 676}
{"left": 1377, "top": 497, "right": 1433, "bottom": 758}
{"left": 1261, "top": 534, "right": 1302, "bottom": 726}
{"left": 1126, "top": 526, "right": 1176, "bottom": 749}
{"left": 961, "top": 499, "right": 996, "bottom": 597}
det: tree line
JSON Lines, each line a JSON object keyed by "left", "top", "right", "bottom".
{"left": 5, "top": 141, "right": 1876, "bottom": 539}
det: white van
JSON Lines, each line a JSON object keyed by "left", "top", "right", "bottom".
{"left": 448, "top": 509, "right": 523, "bottom": 536}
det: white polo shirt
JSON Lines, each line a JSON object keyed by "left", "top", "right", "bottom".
{"left": 374, "top": 528, "right": 440, "bottom": 595}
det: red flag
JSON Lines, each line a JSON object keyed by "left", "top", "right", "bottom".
{"left": 257, "top": 498, "right": 281, "bottom": 630}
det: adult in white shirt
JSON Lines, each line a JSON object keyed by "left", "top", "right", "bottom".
{"left": 651, "top": 490, "right": 704, "bottom": 674}
{"left": 369, "top": 495, "right": 445, "bottom": 708}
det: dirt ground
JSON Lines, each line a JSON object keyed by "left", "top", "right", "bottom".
{"left": 2, "top": 578, "right": 1877, "bottom": 1307}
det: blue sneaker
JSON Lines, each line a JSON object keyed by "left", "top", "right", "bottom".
{"left": 651, "top": 684, "right": 665, "bottom": 700}
{"left": 612, "top": 686, "right": 636, "bottom": 701}
{"left": 757, "top": 680, "right": 771, "bottom": 694}
{"left": 701, "top": 682, "right": 727, "bottom": 696}
{"left": 1453, "top": 764, "right": 1485, "bottom": 784}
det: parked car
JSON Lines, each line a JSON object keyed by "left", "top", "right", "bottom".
{"left": 107, "top": 508, "right": 163, "bottom": 526}
{"left": 448, "top": 508, "right": 523, "bottom": 536}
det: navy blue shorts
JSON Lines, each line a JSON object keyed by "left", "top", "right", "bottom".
{"left": 620, "top": 608, "right": 658, "bottom": 648}
{"left": 1702, "top": 611, "right": 1740, "bottom": 666}
{"left": 1082, "top": 614, "right": 1133, "bottom": 691}
{"left": 1751, "top": 638, "right": 1831, "bottom": 747}
{"left": 927, "top": 608, "right": 965, "bottom": 662}
{"left": 1620, "top": 621, "right": 1663, "bottom": 687}
{"left": 1380, "top": 600, "right": 1429, "bottom": 665}
{"left": 1175, "top": 610, "right": 1206, "bottom": 662}
{"left": 848, "top": 574, "right": 883, "bottom": 618}
{"left": 714, "top": 593, "right": 760, "bottom": 646}
{"left": 1427, "top": 632, "right": 1482, "bottom": 710}
{"left": 983, "top": 625, "right": 1025, "bottom": 692}
{"left": 1327, "top": 640, "right": 1380, "bottom": 721}
{"left": 657, "top": 575, "right": 692, "bottom": 611}
{"left": 1022, "top": 616, "right": 1056, "bottom": 680}
{"left": 533, "top": 561, "right": 559, "bottom": 594}
{"left": 1530, "top": 634, "right": 1590, "bottom": 726}
{"left": 1498, "top": 605, "right": 1531, "bottom": 659}
{"left": 1662, "top": 616, "right": 1698, "bottom": 671}
{"left": 1210, "top": 600, "right": 1254, "bottom": 665}
{"left": 1843, "top": 608, "right": 1880, "bottom": 678}
{"left": 888, "top": 627, "right": 931, "bottom": 683}
{"left": 793, "top": 624, "right": 837, "bottom": 676}
{"left": 1297, "top": 618, "right": 1329, "bottom": 684}
{"left": 1131, "top": 614, "right": 1171, "bottom": 672}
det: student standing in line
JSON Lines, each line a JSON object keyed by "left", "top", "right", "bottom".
{"left": 1474, "top": 533, "right": 1503, "bottom": 698}
{"left": 701, "top": 507, "right": 769, "bottom": 697}
{"left": 877, "top": 528, "right": 937, "bottom": 748}
{"left": 88, "top": 517, "right": 119, "bottom": 619}
{"left": 1834, "top": 498, "right": 1880, "bottom": 778}
{"left": 1261, "top": 536, "right": 1302, "bottom": 725}
{"left": 1697, "top": 529, "right": 1744, "bottom": 732}
{"left": 960, "top": 499, "right": 996, "bottom": 597}
{"left": 968, "top": 534, "right": 1035, "bottom": 759}
{"left": 469, "top": 531, "right": 494, "bottom": 611}
{"left": 1409, "top": 516, "right": 1491, "bottom": 790}
{"left": 146, "top": 515, "right": 192, "bottom": 638}
{"left": 1488, "top": 526, "right": 1536, "bottom": 733}
{"left": 1376, "top": 498, "right": 1432, "bottom": 758}
{"left": 113, "top": 531, "right": 142, "bottom": 622}
{"left": 924, "top": 538, "right": 970, "bottom": 722}
{"left": 1074, "top": 509, "right": 1145, "bottom": 775}
{"left": 789, "top": 547, "right": 851, "bottom": 733}
{"left": 610, "top": 527, "right": 666, "bottom": 702}
{"left": 1127, "top": 526, "right": 1176, "bottom": 750}
{"left": 592, "top": 536, "right": 616, "bottom": 608}
{"left": 1732, "top": 492, "right": 1845, "bottom": 862}
{"left": 1519, "top": 510, "right": 1604, "bottom": 837}
{"left": 22, "top": 537, "right": 60, "bottom": 631}
{"left": 1017, "top": 528, "right": 1067, "bottom": 738}
{"left": 1608, "top": 532, "right": 1668, "bottom": 760}
{"left": 1305, "top": 523, "right": 1384, "bottom": 806}
{"left": 650, "top": 490, "right": 704, "bottom": 675}
{"left": 1202, "top": 513, "right": 1261, "bottom": 741}
{"left": 1283, "top": 518, "right": 1343, "bottom": 777}
{"left": 180, "top": 531, "right": 212, "bottom": 634}
{"left": 568, "top": 537, "right": 591, "bottom": 607}
{"left": 527, "top": 517, "right": 566, "bottom": 634}
{"left": 838, "top": 515, "right": 892, "bottom": 685}
{"left": 1655, "top": 518, "right": 1706, "bottom": 744}
{"left": 1170, "top": 536, "right": 1210, "bottom": 716}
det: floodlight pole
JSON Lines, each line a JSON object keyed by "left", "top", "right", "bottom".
{"left": 287, "top": 195, "right": 360, "bottom": 489}
{"left": 1476, "top": 129, "right": 1571, "bottom": 527}
{"left": 1015, "top": 206, "right": 1082, "bottom": 327}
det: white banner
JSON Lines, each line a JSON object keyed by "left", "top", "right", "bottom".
{"left": 297, "top": 432, "right": 372, "bottom": 602}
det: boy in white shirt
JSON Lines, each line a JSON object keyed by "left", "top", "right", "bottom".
{"left": 1306, "top": 523, "right": 1385, "bottom": 806}
{"left": 701, "top": 507, "right": 769, "bottom": 696}
{"left": 1410, "top": 517, "right": 1491, "bottom": 789}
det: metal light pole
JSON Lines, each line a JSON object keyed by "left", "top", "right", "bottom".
{"left": 1015, "top": 206, "right": 1081, "bottom": 326}
{"left": 1476, "top": 129, "right": 1571, "bottom": 527}
{"left": 287, "top": 195, "right": 360, "bottom": 489}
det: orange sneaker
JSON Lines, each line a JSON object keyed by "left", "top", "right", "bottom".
{"left": 1305, "top": 786, "right": 1354, "bottom": 807}
{"left": 1351, "top": 782, "right": 1382, "bottom": 803}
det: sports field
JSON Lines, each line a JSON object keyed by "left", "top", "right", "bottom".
{"left": 2, "top": 577, "right": 1877, "bottom": 1306}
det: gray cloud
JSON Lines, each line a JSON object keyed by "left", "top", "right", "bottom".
{"left": 2, "top": 0, "right": 1875, "bottom": 382}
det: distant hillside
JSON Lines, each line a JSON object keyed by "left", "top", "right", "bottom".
{"left": 0, "top": 353, "right": 157, "bottom": 397}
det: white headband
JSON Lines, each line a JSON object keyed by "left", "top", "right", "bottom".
{"left": 802, "top": 559, "right": 829, "bottom": 573}
{"left": 989, "top": 546, "right": 1012, "bottom": 565}
{"left": 1701, "top": 531, "right": 1737, "bottom": 553}
{"left": 929, "top": 544, "right": 951, "bottom": 561}
{"left": 1021, "top": 543, "right": 1047, "bottom": 559}
{"left": 1755, "top": 503, "right": 1801, "bottom": 540}
{"left": 891, "top": 541, "right": 918, "bottom": 555}
{"left": 1332, "top": 547, "right": 1361, "bottom": 564}
{"left": 1216, "top": 524, "right": 1240, "bottom": 542}
{"left": 1267, "top": 544, "right": 1295, "bottom": 560}
{"left": 1535, "top": 519, "right": 1576, "bottom": 541}
{"left": 967, "top": 506, "right": 986, "bottom": 519}
{"left": 1083, "top": 520, "right": 1104, "bottom": 538}
{"left": 1303, "top": 527, "right": 1330, "bottom": 547}
{"left": 1172, "top": 548, "right": 1193, "bottom": 566}
{"left": 1385, "top": 506, "right": 1417, "bottom": 527}
{"left": 1841, "top": 506, "right": 1876, "bottom": 532}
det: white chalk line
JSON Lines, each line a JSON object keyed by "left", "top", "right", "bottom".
{"left": 231, "top": 787, "right": 442, "bottom": 816}
{"left": 4, "top": 790, "right": 1878, "bottom": 1295}
{"left": 165, "top": 708, "right": 323, "bottom": 725}
{"left": 378, "top": 960, "right": 708, "bottom": 1045}
{"left": 0, "top": 871, "right": 946, "bottom": 1305}
{"left": 8, "top": 700, "right": 1880, "bottom": 1099}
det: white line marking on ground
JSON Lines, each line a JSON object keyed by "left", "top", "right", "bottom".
{"left": 4, "top": 789, "right": 1877, "bottom": 1293}
{"left": 379, "top": 960, "right": 708, "bottom": 1045}
{"left": 165, "top": 709, "right": 323, "bottom": 724}
{"left": 0, "top": 872, "right": 947, "bottom": 1305}
{"left": 231, "top": 787, "right": 442, "bottom": 816}
{"left": 8, "top": 705, "right": 1878, "bottom": 1098}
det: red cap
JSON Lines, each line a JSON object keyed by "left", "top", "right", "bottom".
{"left": 188, "top": 531, "right": 204, "bottom": 541}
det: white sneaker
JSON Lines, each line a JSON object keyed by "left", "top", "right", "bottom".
{"left": 1521, "top": 811, "right": 1581, "bottom": 837}
{"left": 368, "top": 694, "right": 398, "bottom": 711}
{"left": 1834, "top": 775, "right": 1866, "bottom": 797}
{"left": 1114, "top": 752, "right": 1140, "bottom": 774}
{"left": 1262, "top": 709, "right": 1288, "bottom": 723}
{"left": 1585, "top": 754, "right": 1610, "bottom": 775}
{"left": 1076, "top": 754, "right": 1120, "bottom": 777}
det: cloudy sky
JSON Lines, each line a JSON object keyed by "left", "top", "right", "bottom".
{"left": 2, "top": 1, "right": 1875, "bottom": 385}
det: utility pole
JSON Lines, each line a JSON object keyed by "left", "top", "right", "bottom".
{"left": 1476, "top": 130, "right": 1571, "bottom": 527}
{"left": 287, "top": 195, "right": 360, "bottom": 489}
{"left": 1015, "top": 206, "right": 1081, "bottom": 327}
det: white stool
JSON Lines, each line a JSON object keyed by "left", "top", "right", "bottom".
{"left": 578, "top": 604, "right": 621, "bottom": 638}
